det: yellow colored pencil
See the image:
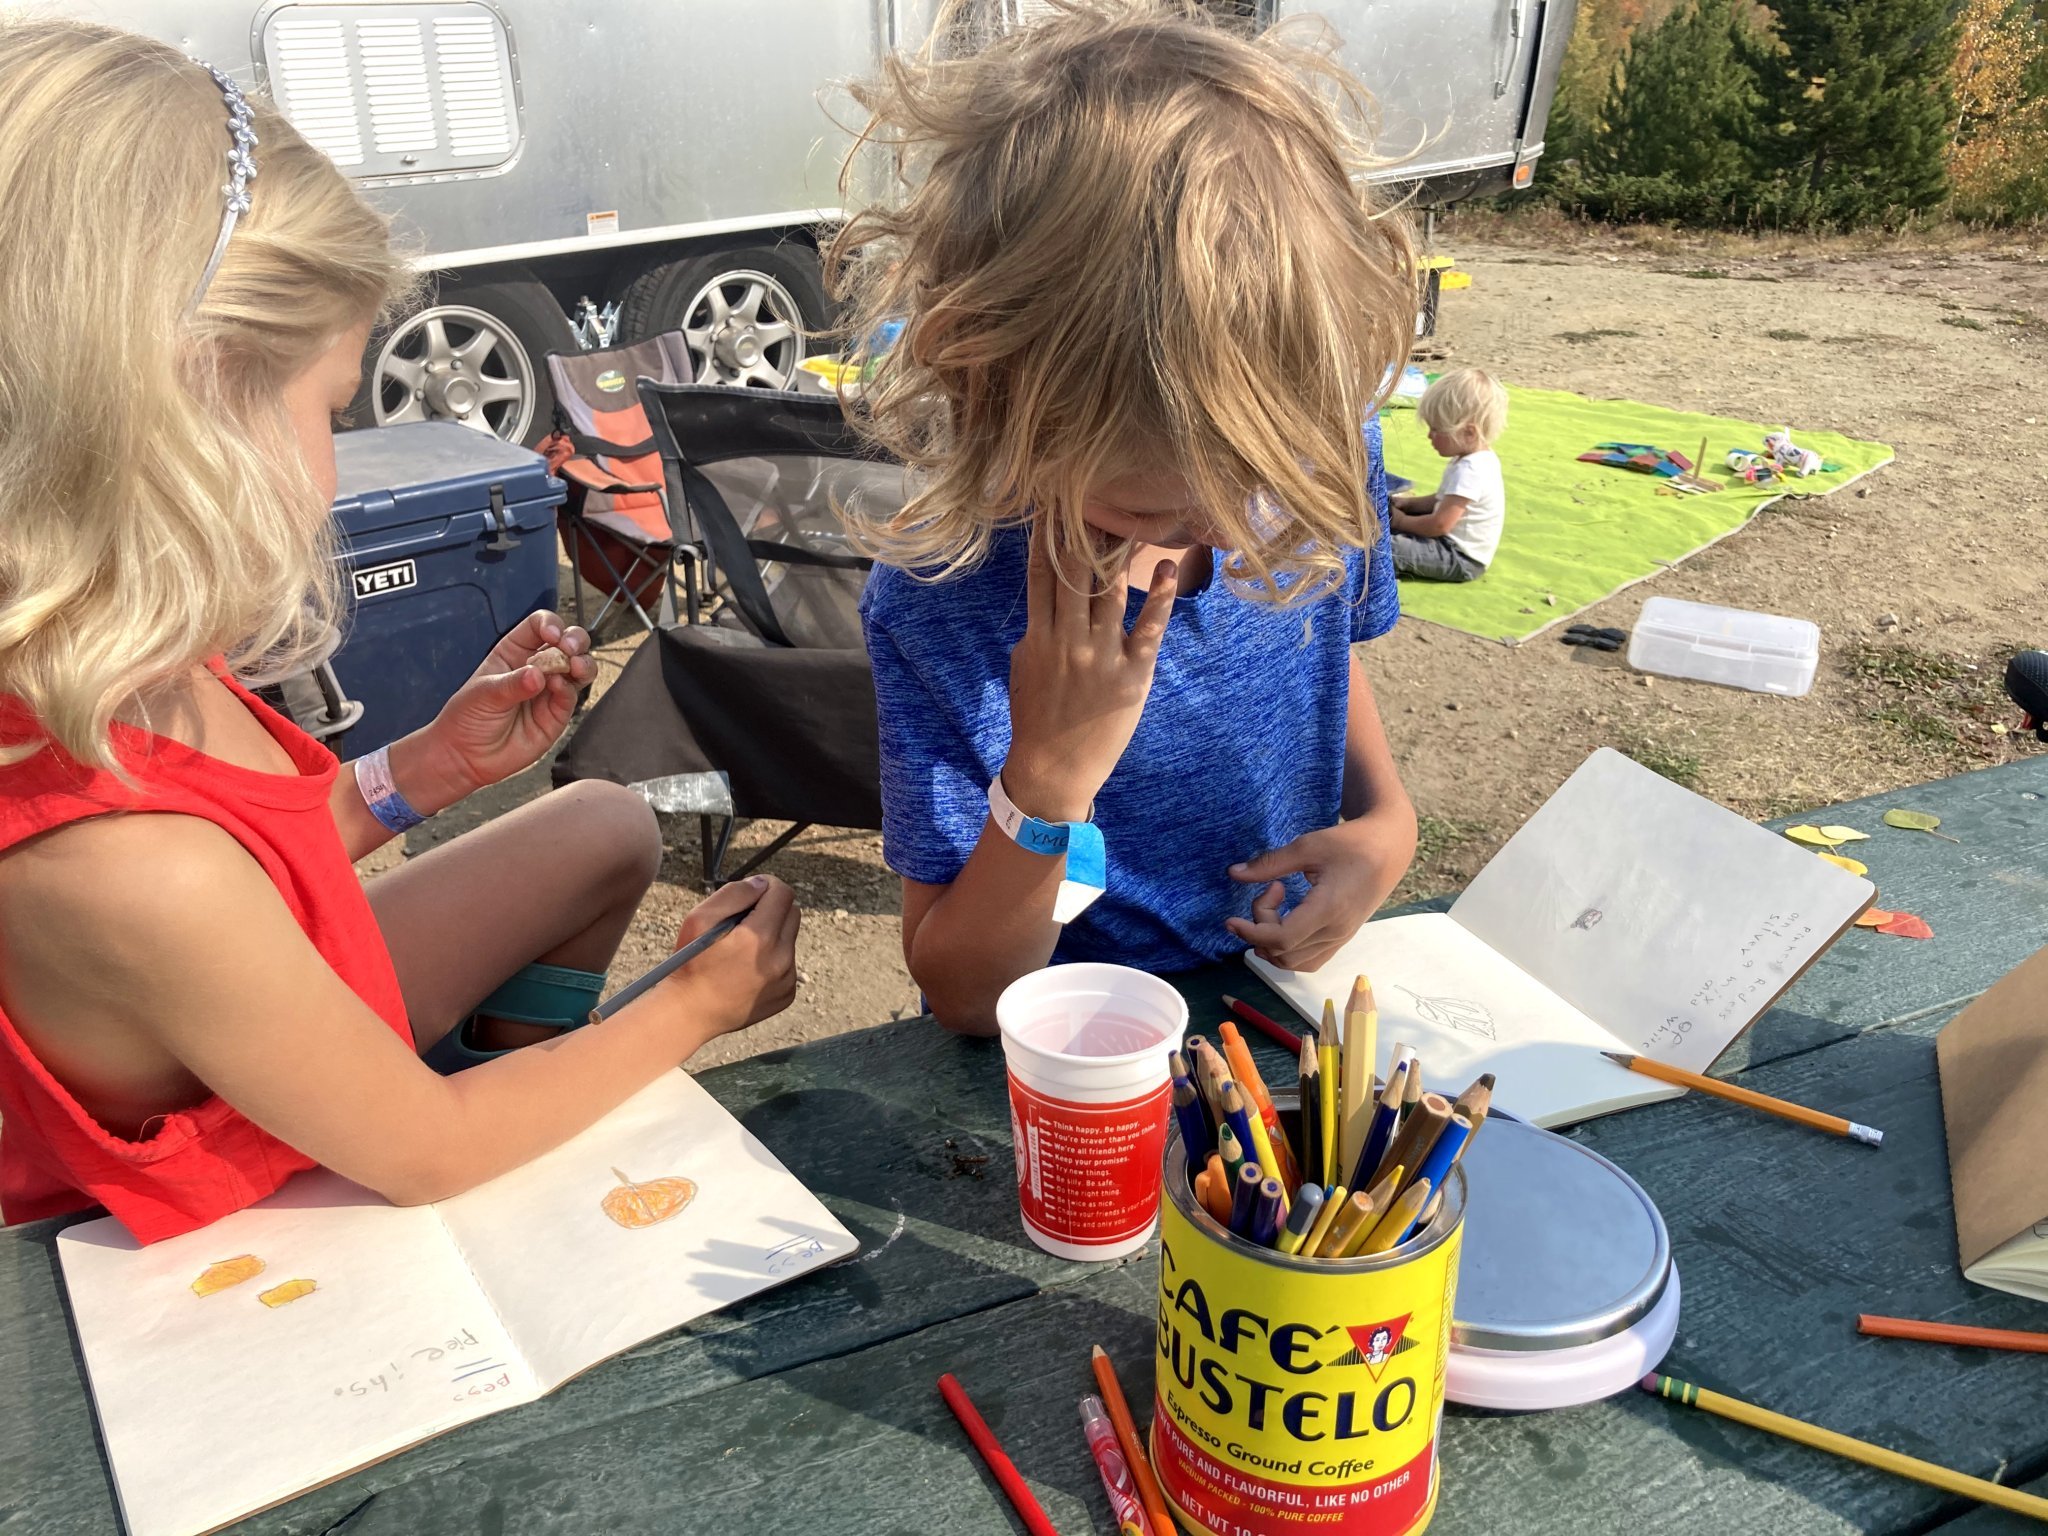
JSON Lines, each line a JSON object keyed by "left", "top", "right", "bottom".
{"left": 1317, "top": 1191, "right": 1377, "bottom": 1258}
{"left": 1361, "top": 1178, "right": 1432, "bottom": 1255}
{"left": 1301, "top": 1185, "right": 1346, "bottom": 1258}
{"left": 1340, "top": 975, "right": 1377, "bottom": 1181}
{"left": 1318, "top": 999, "right": 1340, "bottom": 1187}
{"left": 1642, "top": 1374, "right": 2048, "bottom": 1523}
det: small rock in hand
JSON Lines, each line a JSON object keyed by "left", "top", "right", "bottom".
{"left": 529, "top": 646, "right": 574, "bottom": 676}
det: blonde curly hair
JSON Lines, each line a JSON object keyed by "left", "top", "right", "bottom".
{"left": 0, "top": 18, "right": 410, "bottom": 770}
{"left": 827, "top": 0, "right": 1417, "bottom": 600}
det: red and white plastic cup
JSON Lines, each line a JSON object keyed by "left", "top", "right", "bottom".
{"left": 997, "top": 963, "right": 1190, "bottom": 1262}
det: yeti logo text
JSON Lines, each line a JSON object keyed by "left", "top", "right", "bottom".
{"left": 353, "top": 560, "right": 418, "bottom": 599}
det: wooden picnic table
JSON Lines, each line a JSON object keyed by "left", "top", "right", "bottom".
{"left": 5, "top": 757, "right": 2048, "bottom": 1535}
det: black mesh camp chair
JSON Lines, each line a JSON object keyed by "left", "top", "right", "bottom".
{"left": 552, "top": 385, "right": 897, "bottom": 884}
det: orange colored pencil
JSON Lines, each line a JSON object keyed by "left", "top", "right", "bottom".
{"left": 1859, "top": 1315, "right": 2048, "bottom": 1355}
{"left": 1091, "top": 1345, "right": 1175, "bottom": 1536}
{"left": 1601, "top": 1051, "right": 1884, "bottom": 1147}
{"left": 1219, "top": 1023, "right": 1301, "bottom": 1188}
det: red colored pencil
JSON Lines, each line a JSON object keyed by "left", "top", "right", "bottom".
{"left": 938, "top": 1373, "right": 1062, "bottom": 1536}
{"left": 1858, "top": 1315, "right": 2048, "bottom": 1355}
{"left": 1221, "top": 993, "right": 1302, "bottom": 1053}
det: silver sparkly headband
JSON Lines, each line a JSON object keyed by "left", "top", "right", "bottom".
{"left": 187, "top": 64, "right": 259, "bottom": 314}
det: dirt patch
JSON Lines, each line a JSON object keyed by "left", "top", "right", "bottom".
{"left": 372, "top": 224, "right": 2048, "bottom": 1062}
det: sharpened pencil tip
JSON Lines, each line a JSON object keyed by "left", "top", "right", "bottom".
{"left": 1601, "top": 1051, "right": 1633, "bottom": 1066}
{"left": 1477, "top": 1073, "right": 1496, "bottom": 1089}
{"left": 1091, "top": 1344, "right": 1107, "bottom": 1359}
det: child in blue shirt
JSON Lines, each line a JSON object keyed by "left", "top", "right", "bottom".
{"left": 831, "top": 5, "right": 1421, "bottom": 1032}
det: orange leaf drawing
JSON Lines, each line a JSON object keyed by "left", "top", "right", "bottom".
{"left": 1854, "top": 909, "right": 1896, "bottom": 928}
{"left": 601, "top": 1168, "right": 698, "bottom": 1230}
{"left": 1877, "top": 912, "right": 1934, "bottom": 940}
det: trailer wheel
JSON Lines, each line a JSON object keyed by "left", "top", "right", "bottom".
{"left": 616, "top": 245, "right": 827, "bottom": 390}
{"left": 364, "top": 275, "right": 575, "bottom": 446}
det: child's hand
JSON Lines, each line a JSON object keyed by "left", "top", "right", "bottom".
{"left": 1002, "top": 537, "right": 1178, "bottom": 821}
{"left": 417, "top": 612, "right": 597, "bottom": 797}
{"left": 661, "top": 875, "right": 802, "bottom": 1041}
{"left": 1224, "top": 805, "right": 1417, "bottom": 971}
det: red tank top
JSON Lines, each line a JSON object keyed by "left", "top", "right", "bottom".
{"left": 0, "top": 673, "right": 413, "bottom": 1242}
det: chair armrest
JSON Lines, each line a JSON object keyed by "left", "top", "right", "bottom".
{"left": 557, "top": 456, "right": 664, "bottom": 496}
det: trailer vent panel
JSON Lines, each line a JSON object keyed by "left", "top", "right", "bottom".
{"left": 262, "top": 2, "right": 521, "bottom": 182}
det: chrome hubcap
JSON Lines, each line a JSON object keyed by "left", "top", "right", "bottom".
{"left": 683, "top": 270, "right": 804, "bottom": 389}
{"left": 373, "top": 304, "right": 535, "bottom": 440}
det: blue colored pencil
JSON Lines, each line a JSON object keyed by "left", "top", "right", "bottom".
{"left": 1229, "top": 1162, "right": 1265, "bottom": 1238}
{"left": 1352, "top": 1060, "right": 1408, "bottom": 1191}
{"left": 1220, "top": 1082, "right": 1260, "bottom": 1183}
{"left": 1171, "top": 1069, "right": 1214, "bottom": 1167}
{"left": 1405, "top": 1111, "right": 1475, "bottom": 1214}
{"left": 1249, "top": 1177, "right": 1286, "bottom": 1248}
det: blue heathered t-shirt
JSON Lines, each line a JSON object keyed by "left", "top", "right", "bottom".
{"left": 860, "top": 421, "right": 1400, "bottom": 975}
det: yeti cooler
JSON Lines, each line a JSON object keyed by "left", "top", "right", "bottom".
{"left": 328, "top": 422, "right": 565, "bottom": 755}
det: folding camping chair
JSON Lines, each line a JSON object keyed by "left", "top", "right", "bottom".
{"left": 551, "top": 385, "right": 897, "bottom": 884}
{"left": 538, "top": 333, "right": 699, "bottom": 634}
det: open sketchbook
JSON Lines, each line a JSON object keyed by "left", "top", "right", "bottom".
{"left": 58, "top": 1069, "right": 858, "bottom": 1536}
{"left": 1249, "top": 749, "right": 1875, "bottom": 1127}
{"left": 1936, "top": 945, "right": 2048, "bottom": 1302}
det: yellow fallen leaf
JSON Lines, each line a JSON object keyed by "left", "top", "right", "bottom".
{"left": 258, "top": 1278, "right": 318, "bottom": 1308}
{"left": 1818, "top": 825, "right": 1870, "bottom": 844}
{"left": 1818, "top": 852, "right": 1868, "bottom": 876}
{"left": 1785, "top": 825, "right": 1843, "bottom": 849}
{"left": 190, "top": 1255, "right": 264, "bottom": 1297}
{"left": 1855, "top": 909, "right": 1896, "bottom": 928}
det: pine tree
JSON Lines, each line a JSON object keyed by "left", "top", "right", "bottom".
{"left": 1758, "top": 0, "right": 1957, "bottom": 218}
{"left": 1545, "top": 0, "right": 1611, "bottom": 164}
{"left": 1601, "top": 0, "right": 1765, "bottom": 183}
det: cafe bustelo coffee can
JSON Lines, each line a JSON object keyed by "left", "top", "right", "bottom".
{"left": 1151, "top": 1113, "right": 1465, "bottom": 1536}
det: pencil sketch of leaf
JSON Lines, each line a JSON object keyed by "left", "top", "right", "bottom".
{"left": 1393, "top": 986, "right": 1497, "bottom": 1041}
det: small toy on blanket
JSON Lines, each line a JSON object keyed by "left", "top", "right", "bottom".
{"left": 1577, "top": 443, "right": 1696, "bottom": 478}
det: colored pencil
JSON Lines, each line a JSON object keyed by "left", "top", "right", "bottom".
{"left": 1297, "top": 1030, "right": 1323, "bottom": 1199}
{"left": 1184, "top": 1035, "right": 1219, "bottom": 1124}
{"left": 1363, "top": 1178, "right": 1432, "bottom": 1255}
{"left": 593, "top": 911, "right": 748, "bottom": 1018}
{"left": 938, "top": 1373, "right": 1062, "bottom": 1536}
{"left": 1230, "top": 1162, "right": 1265, "bottom": 1238}
{"left": 1222, "top": 1077, "right": 1288, "bottom": 1214}
{"left": 1301, "top": 1184, "right": 1347, "bottom": 1257}
{"left": 1276, "top": 1184, "right": 1325, "bottom": 1255}
{"left": 1218, "top": 1122, "right": 1247, "bottom": 1190}
{"left": 1373, "top": 1091, "right": 1451, "bottom": 1193}
{"left": 1079, "top": 1395, "right": 1152, "bottom": 1536}
{"left": 1601, "top": 1051, "right": 1884, "bottom": 1147}
{"left": 1452, "top": 1072, "right": 1495, "bottom": 1129}
{"left": 1353, "top": 1061, "right": 1407, "bottom": 1192}
{"left": 1220, "top": 1023, "right": 1299, "bottom": 1188}
{"left": 1171, "top": 1074, "right": 1214, "bottom": 1168}
{"left": 1340, "top": 975, "right": 1378, "bottom": 1179}
{"left": 1858, "top": 1315, "right": 2048, "bottom": 1355}
{"left": 1641, "top": 1373, "right": 2048, "bottom": 1521}
{"left": 1192, "top": 1040, "right": 1234, "bottom": 1129}
{"left": 1362, "top": 1164, "right": 1406, "bottom": 1224}
{"left": 1318, "top": 1001, "right": 1341, "bottom": 1186}
{"left": 1222, "top": 993, "right": 1302, "bottom": 1053}
{"left": 1200, "top": 1153, "right": 1232, "bottom": 1225}
{"left": 1250, "top": 1177, "right": 1286, "bottom": 1247}
{"left": 1089, "top": 1346, "right": 1174, "bottom": 1536}
{"left": 1317, "top": 1190, "right": 1378, "bottom": 1258}
{"left": 1401, "top": 1055, "right": 1425, "bottom": 1127}
{"left": 1407, "top": 1111, "right": 1474, "bottom": 1204}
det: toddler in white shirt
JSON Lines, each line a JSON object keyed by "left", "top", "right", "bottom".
{"left": 1389, "top": 368, "right": 1508, "bottom": 582}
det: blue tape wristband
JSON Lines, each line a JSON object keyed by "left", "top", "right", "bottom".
{"left": 355, "top": 745, "right": 429, "bottom": 835}
{"left": 987, "top": 774, "right": 1105, "bottom": 924}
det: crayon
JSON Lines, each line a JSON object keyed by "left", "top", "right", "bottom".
{"left": 1230, "top": 1162, "right": 1265, "bottom": 1238}
{"left": 1276, "top": 1184, "right": 1325, "bottom": 1255}
{"left": 1249, "top": 1177, "right": 1286, "bottom": 1248}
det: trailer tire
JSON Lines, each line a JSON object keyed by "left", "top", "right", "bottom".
{"left": 359, "top": 273, "right": 576, "bottom": 447}
{"left": 616, "top": 244, "right": 827, "bottom": 391}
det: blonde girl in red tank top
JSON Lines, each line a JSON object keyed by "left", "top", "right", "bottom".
{"left": 0, "top": 21, "right": 803, "bottom": 1243}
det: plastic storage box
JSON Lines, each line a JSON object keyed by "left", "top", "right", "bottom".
{"left": 329, "top": 423, "right": 565, "bottom": 755}
{"left": 1627, "top": 596, "right": 1820, "bottom": 697}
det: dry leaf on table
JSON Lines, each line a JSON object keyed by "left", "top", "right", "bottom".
{"left": 1818, "top": 825, "right": 1870, "bottom": 844}
{"left": 1876, "top": 912, "right": 1934, "bottom": 940}
{"left": 1818, "top": 852, "right": 1868, "bottom": 876}
{"left": 1785, "top": 826, "right": 1844, "bottom": 849}
{"left": 1854, "top": 909, "right": 1896, "bottom": 928}
{"left": 1882, "top": 809, "right": 1960, "bottom": 842}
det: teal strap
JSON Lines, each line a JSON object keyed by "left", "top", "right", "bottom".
{"left": 423, "top": 962, "right": 607, "bottom": 1075}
